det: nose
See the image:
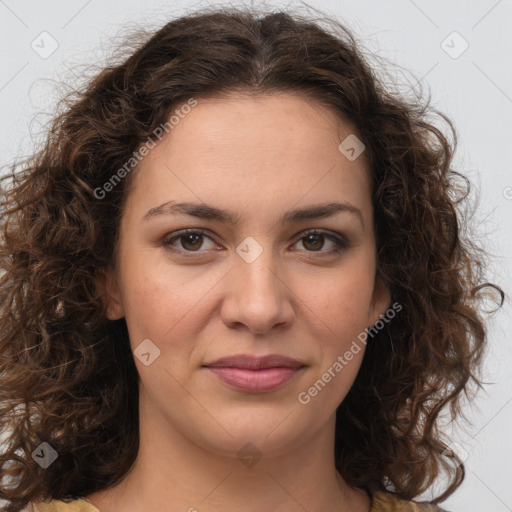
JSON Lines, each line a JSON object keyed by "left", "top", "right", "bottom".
{"left": 220, "top": 248, "right": 295, "bottom": 335}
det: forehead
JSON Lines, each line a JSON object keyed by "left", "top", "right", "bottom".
{"left": 156, "top": 91, "right": 364, "bottom": 162}
{"left": 126, "top": 92, "right": 372, "bottom": 224}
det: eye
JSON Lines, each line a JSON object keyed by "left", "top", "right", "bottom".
{"left": 162, "top": 229, "right": 218, "bottom": 253}
{"left": 291, "top": 229, "right": 350, "bottom": 255}
{"left": 162, "top": 228, "right": 350, "bottom": 256}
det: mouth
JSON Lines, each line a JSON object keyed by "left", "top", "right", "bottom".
{"left": 203, "top": 354, "right": 306, "bottom": 393}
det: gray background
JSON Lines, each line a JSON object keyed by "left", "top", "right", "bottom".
{"left": 1, "top": 1, "right": 511, "bottom": 510}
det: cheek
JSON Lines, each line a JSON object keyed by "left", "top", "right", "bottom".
{"left": 297, "top": 261, "right": 376, "bottom": 366}
{"left": 118, "top": 257, "right": 187, "bottom": 344}
{"left": 304, "top": 261, "right": 375, "bottom": 324}
{"left": 118, "top": 251, "right": 219, "bottom": 358}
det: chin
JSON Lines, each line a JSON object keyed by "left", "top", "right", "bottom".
{"left": 190, "top": 411, "right": 312, "bottom": 460}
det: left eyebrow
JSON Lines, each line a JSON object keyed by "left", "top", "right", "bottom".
{"left": 143, "top": 200, "right": 364, "bottom": 228}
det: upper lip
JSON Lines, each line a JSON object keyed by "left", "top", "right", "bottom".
{"left": 204, "top": 354, "right": 304, "bottom": 370}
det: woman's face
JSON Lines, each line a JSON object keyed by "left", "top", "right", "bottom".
{"left": 98, "top": 92, "right": 390, "bottom": 459}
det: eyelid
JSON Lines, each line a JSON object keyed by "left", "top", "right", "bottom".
{"left": 162, "top": 228, "right": 350, "bottom": 254}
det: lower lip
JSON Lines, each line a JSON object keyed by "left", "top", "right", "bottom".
{"left": 206, "top": 366, "right": 302, "bottom": 392}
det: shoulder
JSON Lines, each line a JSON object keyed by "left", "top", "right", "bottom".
{"left": 371, "top": 490, "right": 452, "bottom": 512}
{"left": 21, "top": 499, "right": 99, "bottom": 512}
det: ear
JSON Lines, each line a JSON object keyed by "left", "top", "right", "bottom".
{"left": 94, "top": 267, "right": 125, "bottom": 320}
{"left": 368, "top": 276, "right": 391, "bottom": 327}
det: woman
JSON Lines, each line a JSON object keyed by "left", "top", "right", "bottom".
{"left": 0, "top": 6, "right": 504, "bottom": 512}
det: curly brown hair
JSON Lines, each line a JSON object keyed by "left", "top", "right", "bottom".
{"left": 0, "top": 6, "right": 505, "bottom": 511}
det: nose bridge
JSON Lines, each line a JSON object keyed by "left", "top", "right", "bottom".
{"left": 235, "top": 236, "right": 281, "bottom": 304}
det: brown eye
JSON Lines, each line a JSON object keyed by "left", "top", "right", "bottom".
{"left": 293, "top": 230, "right": 350, "bottom": 254}
{"left": 162, "top": 230, "right": 217, "bottom": 252}
{"left": 162, "top": 228, "right": 349, "bottom": 256}
{"left": 180, "top": 233, "right": 204, "bottom": 251}
{"left": 301, "top": 234, "right": 325, "bottom": 251}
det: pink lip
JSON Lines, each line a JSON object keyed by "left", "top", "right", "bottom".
{"left": 204, "top": 354, "right": 305, "bottom": 393}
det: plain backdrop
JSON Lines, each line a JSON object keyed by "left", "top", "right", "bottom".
{"left": 0, "top": 1, "right": 511, "bottom": 511}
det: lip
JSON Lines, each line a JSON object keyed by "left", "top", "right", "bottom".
{"left": 205, "top": 354, "right": 304, "bottom": 370}
{"left": 203, "top": 354, "right": 305, "bottom": 393}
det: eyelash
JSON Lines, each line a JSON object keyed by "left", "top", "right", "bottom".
{"left": 161, "top": 228, "right": 350, "bottom": 257}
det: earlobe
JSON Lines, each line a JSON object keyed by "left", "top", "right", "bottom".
{"left": 369, "top": 276, "right": 392, "bottom": 327}
{"left": 94, "top": 267, "right": 125, "bottom": 320}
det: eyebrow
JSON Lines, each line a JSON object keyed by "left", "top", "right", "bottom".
{"left": 143, "top": 200, "right": 364, "bottom": 228}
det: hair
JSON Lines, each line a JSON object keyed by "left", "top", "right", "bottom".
{"left": 0, "top": 5, "right": 505, "bottom": 511}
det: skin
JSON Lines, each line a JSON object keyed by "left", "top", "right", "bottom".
{"left": 90, "top": 92, "right": 390, "bottom": 512}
